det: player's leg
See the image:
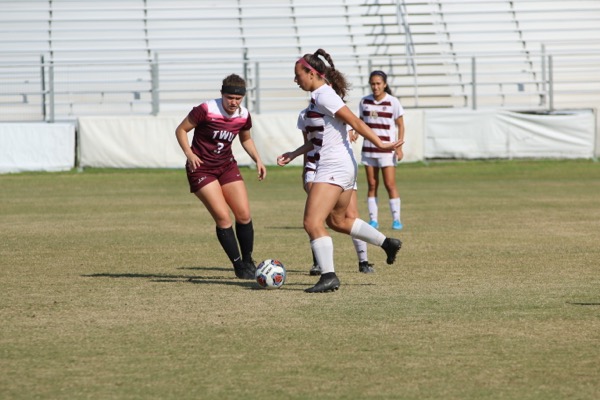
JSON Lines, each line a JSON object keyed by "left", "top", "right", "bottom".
{"left": 304, "top": 183, "right": 343, "bottom": 293}
{"left": 194, "top": 180, "right": 234, "bottom": 227}
{"left": 382, "top": 164, "right": 402, "bottom": 230}
{"left": 364, "top": 164, "right": 380, "bottom": 228}
{"left": 326, "top": 188, "right": 400, "bottom": 269}
{"left": 221, "top": 179, "right": 257, "bottom": 278}
{"left": 346, "top": 189, "right": 374, "bottom": 274}
{"left": 194, "top": 181, "right": 251, "bottom": 279}
{"left": 304, "top": 182, "right": 341, "bottom": 240}
{"left": 304, "top": 177, "right": 321, "bottom": 276}
{"left": 327, "top": 184, "right": 403, "bottom": 266}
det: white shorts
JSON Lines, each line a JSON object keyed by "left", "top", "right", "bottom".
{"left": 304, "top": 168, "right": 316, "bottom": 186}
{"left": 305, "top": 167, "right": 357, "bottom": 190}
{"left": 361, "top": 154, "right": 397, "bottom": 168}
{"left": 311, "top": 161, "right": 357, "bottom": 191}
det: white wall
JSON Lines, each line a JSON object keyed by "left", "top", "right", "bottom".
{"left": 0, "top": 123, "right": 75, "bottom": 173}
{"left": 424, "top": 109, "right": 596, "bottom": 159}
{"left": 76, "top": 109, "right": 594, "bottom": 168}
{"left": 76, "top": 111, "right": 426, "bottom": 169}
{"left": 0, "top": 108, "right": 596, "bottom": 174}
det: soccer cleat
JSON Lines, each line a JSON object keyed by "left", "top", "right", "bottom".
{"left": 304, "top": 273, "right": 340, "bottom": 293}
{"left": 244, "top": 260, "right": 257, "bottom": 275}
{"left": 233, "top": 261, "right": 256, "bottom": 280}
{"left": 309, "top": 264, "right": 322, "bottom": 276}
{"left": 381, "top": 238, "right": 402, "bottom": 265}
{"left": 369, "top": 220, "right": 379, "bottom": 229}
{"left": 358, "top": 261, "right": 375, "bottom": 274}
{"left": 392, "top": 220, "right": 403, "bottom": 230}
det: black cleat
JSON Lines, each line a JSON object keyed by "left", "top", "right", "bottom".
{"left": 381, "top": 238, "right": 402, "bottom": 265}
{"left": 244, "top": 260, "right": 257, "bottom": 275}
{"left": 234, "top": 261, "right": 256, "bottom": 280}
{"left": 358, "top": 261, "right": 375, "bottom": 274}
{"left": 309, "top": 264, "right": 322, "bottom": 276}
{"left": 305, "top": 274, "right": 340, "bottom": 293}
{"left": 244, "top": 259, "right": 257, "bottom": 272}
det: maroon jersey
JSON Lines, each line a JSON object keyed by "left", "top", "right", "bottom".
{"left": 188, "top": 98, "right": 252, "bottom": 168}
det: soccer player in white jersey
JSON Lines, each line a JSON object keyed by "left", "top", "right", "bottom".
{"left": 359, "top": 70, "right": 405, "bottom": 230}
{"left": 175, "top": 74, "right": 267, "bottom": 280}
{"left": 297, "top": 112, "right": 375, "bottom": 275}
{"left": 277, "top": 49, "right": 403, "bottom": 293}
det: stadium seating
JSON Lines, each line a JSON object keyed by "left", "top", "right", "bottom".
{"left": 0, "top": 0, "right": 599, "bottom": 122}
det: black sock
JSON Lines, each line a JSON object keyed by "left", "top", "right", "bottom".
{"left": 235, "top": 220, "right": 254, "bottom": 263}
{"left": 216, "top": 226, "right": 241, "bottom": 265}
{"left": 322, "top": 272, "right": 336, "bottom": 279}
{"left": 312, "top": 249, "right": 318, "bottom": 266}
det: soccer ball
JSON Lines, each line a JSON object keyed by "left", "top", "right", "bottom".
{"left": 255, "top": 259, "right": 286, "bottom": 289}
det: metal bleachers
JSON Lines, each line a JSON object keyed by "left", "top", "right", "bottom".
{"left": 0, "top": 0, "right": 599, "bottom": 122}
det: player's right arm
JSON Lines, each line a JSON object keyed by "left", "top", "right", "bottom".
{"left": 175, "top": 116, "right": 203, "bottom": 171}
{"left": 301, "top": 131, "right": 309, "bottom": 183}
{"left": 395, "top": 115, "right": 405, "bottom": 160}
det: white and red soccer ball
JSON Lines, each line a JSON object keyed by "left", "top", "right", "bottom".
{"left": 255, "top": 259, "right": 286, "bottom": 289}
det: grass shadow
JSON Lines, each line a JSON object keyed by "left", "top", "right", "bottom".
{"left": 83, "top": 269, "right": 377, "bottom": 291}
{"left": 264, "top": 226, "right": 305, "bottom": 230}
{"left": 177, "top": 265, "right": 307, "bottom": 274}
{"left": 82, "top": 266, "right": 254, "bottom": 288}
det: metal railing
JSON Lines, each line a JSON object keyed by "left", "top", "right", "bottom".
{"left": 1, "top": 48, "right": 599, "bottom": 122}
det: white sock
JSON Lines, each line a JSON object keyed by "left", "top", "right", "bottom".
{"left": 352, "top": 238, "right": 368, "bottom": 263}
{"left": 389, "top": 198, "right": 401, "bottom": 222}
{"left": 350, "top": 219, "right": 386, "bottom": 246}
{"left": 310, "top": 236, "right": 334, "bottom": 274}
{"left": 367, "top": 197, "right": 378, "bottom": 222}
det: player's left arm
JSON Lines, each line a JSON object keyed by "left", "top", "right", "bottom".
{"left": 239, "top": 129, "right": 266, "bottom": 181}
{"left": 335, "top": 105, "right": 403, "bottom": 151}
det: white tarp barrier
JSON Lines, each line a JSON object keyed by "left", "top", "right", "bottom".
{"left": 425, "top": 109, "right": 595, "bottom": 159}
{"left": 78, "top": 114, "right": 301, "bottom": 168}
{"left": 3, "top": 109, "right": 595, "bottom": 174}
{"left": 235, "top": 113, "right": 302, "bottom": 166}
{"left": 0, "top": 123, "right": 75, "bottom": 173}
{"left": 398, "top": 109, "right": 424, "bottom": 163}
{"left": 78, "top": 116, "right": 187, "bottom": 168}
{"left": 78, "top": 110, "right": 425, "bottom": 168}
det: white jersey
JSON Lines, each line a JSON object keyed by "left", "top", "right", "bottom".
{"left": 359, "top": 93, "right": 404, "bottom": 158}
{"left": 297, "top": 84, "right": 357, "bottom": 190}
{"left": 296, "top": 109, "right": 318, "bottom": 172}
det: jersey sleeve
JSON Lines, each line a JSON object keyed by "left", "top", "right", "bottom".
{"left": 393, "top": 97, "right": 405, "bottom": 118}
{"left": 358, "top": 97, "right": 366, "bottom": 121}
{"left": 241, "top": 112, "right": 252, "bottom": 131}
{"left": 187, "top": 103, "right": 208, "bottom": 125}
{"left": 296, "top": 110, "right": 306, "bottom": 131}
{"left": 316, "top": 90, "right": 345, "bottom": 117}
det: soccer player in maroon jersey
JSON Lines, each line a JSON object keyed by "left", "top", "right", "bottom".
{"left": 359, "top": 70, "right": 406, "bottom": 231}
{"left": 175, "top": 74, "right": 266, "bottom": 280}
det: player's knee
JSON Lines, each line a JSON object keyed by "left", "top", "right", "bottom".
{"left": 235, "top": 214, "right": 251, "bottom": 224}
{"left": 213, "top": 212, "right": 234, "bottom": 228}
{"left": 303, "top": 218, "right": 321, "bottom": 237}
{"left": 325, "top": 215, "right": 345, "bottom": 233}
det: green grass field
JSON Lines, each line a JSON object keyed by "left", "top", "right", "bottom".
{"left": 1, "top": 160, "right": 599, "bottom": 400}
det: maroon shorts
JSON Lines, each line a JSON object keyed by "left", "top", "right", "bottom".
{"left": 186, "top": 160, "right": 244, "bottom": 193}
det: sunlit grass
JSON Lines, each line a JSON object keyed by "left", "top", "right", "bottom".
{"left": 1, "top": 160, "right": 599, "bottom": 399}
